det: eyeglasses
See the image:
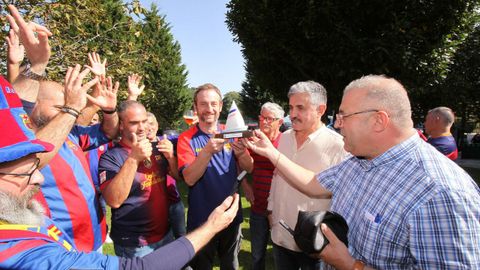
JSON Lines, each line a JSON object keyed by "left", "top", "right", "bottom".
{"left": 0, "top": 158, "right": 40, "bottom": 185}
{"left": 259, "top": 115, "right": 280, "bottom": 123}
{"left": 335, "top": 109, "right": 379, "bottom": 125}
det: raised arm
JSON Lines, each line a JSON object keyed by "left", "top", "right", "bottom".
{"left": 7, "top": 5, "right": 51, "bottom": 102}
{"left": 36, "top": 66, "right": 98, "bottom": 168}
{"left": 243, "top": 130, "right": 330, "bottom": 197}
{"left": 127, "top": 73, "right": 145, "bottom": 101}
{"left": 5, "top": 29, "right": 25, "bottom": 83}
{"left": 86, "top": 76, "right": 119, "bottom": 139}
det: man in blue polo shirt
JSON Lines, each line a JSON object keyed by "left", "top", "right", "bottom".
{"left": 177, "top": 83, "right": 253, "bottom": 269}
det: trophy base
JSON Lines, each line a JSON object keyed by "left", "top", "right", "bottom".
{"left": 214, "top": 130, "right": 253, "bottom": 139}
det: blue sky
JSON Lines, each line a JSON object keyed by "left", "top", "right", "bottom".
{"left": 140, "top": 0, "right": 245, "bottom": 94}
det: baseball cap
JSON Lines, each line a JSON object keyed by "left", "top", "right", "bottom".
{"left": 0, "top": 76, "right": 53, "bottom": 163}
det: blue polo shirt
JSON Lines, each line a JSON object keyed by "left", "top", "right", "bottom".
{"left": 177, "top": 124, "right": 243, "bottom": 231}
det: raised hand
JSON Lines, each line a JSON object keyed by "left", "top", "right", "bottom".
{"left": 64, "top": 65, "right": 99, "bottom": 112}
{"left": 127, "top": 73, "right": 145, "bottom": 100}
{"left": 129, "top": 133, "right": 153, "bottom": 162}
{"left": 205, "top": 194, "right": 240, "bottom": 233}
{"left": 241, "top": 129, "right": 276, "bottom": 159}
{"left": 86, "top": 76, "right": 119, "bottom": 112}
{"left": 85, "top": 52, "right": 107, "bottom": 77}
{"left": 7, "top": 5, "right": 52, "bottom": 72}
{"left": 157, "top": 134, "right": 174, "bottom": 159}
{"left": 6, "top": 29, "right": 24, "bottom": 65}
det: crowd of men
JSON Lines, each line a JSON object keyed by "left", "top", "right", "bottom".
{"left": 0, "top": 4, "right": 479, "bottom": 270}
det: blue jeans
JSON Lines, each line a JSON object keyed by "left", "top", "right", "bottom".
{"left": 114, "top": 230, "right": 174, "bottom": 258}
{"left": 272, "top": 243, "right": 321, "bottom": 270}
{"left": 250, "top": 212, "right": 270, "bottom": 270}
{"left": 169, "top": 200, "right": 187, "bottom": 239}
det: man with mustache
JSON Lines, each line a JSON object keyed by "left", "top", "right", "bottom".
{"left": 266, "top": 81, "right": 347, "bottom": 270}
{"left": 0, "top": 75, "right": 240, "bottom": 269}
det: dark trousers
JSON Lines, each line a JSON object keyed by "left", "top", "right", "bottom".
{"left": 189, "top": 222, "right": 242, "bottom": 270}
{"left": 272, "top": 242, "right": 321, "bottom": 270}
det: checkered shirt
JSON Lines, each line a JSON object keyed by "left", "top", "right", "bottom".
{"left": 318, "top": 133, "right": 480, "bottom": 269}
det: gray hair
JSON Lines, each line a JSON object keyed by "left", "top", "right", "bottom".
{"left": 428, "top": 107, "right": 454, "bottom": 127}
{"left": 287, "top": 81, "right": 327, "bottom": 106}
{"left": 117, "top": 100, "right": 145, "bottom": 121}
{"left": 261, "top": 102, "right": 285, "bottom": 119}
{"left": 344, "top": 75, "right": 412, "bottom": 128}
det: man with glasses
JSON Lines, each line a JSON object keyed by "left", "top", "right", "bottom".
{"left": 266, "top": 81, "right": 347, "bottom": 270}
{"left": 243, "top": 102, "right": 284, "bottom": 270}
{"left": 245, "top": 75, "right": 480, "bottom": 269}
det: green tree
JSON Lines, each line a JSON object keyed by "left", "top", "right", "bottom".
{"left": 226, "top": 0, "right": 479, "bottom": 114}
{"left": 136, "top": 4, "right": 192, "bottom": 129}
{"left": 220, "top": 91, "right": 243, "bottom": 121}
{"left": 1, "top": 0, "right": 191, "bottom": 129}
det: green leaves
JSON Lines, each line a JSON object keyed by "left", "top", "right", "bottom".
{"left": 1, "top": 0, "right": 190, "bottom": 129}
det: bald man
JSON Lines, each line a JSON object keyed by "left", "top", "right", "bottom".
{"left": 27, "top": 79, "right": 119, "bottom": 252}
{"left": 245, "top": 75, "right": 480, "bottom": 269}
{"left": 424, "top": 106, "right": 458, "bottom": 160}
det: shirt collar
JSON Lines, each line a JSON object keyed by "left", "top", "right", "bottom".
{"left": 355, "top": 132, "right": 421, "bottom": 171}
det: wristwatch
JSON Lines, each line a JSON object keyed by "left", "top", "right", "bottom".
{"left": 21, "top": 64, "right": 47, "bottom": 81}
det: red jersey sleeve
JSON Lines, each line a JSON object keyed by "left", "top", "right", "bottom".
{"left": 177, "top": 128, "right": 196, "bottom": 171}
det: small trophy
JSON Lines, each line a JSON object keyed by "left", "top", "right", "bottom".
{"left": 215, "top": 101, "right": 253, "bottom": 139}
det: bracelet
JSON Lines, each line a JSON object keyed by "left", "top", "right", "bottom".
{"left": 102, "top": 108, "right": 117, "bottom": 114}
{"left": 274, "top": 151, "right": 281, "bottom": 167}
{"left": 20, "top": 64, "right": 47, "bottom": 81}
{"left": 54, "top": 105, "right": 81, "bottom": 119}
{"left": 352, "top": 260, "right": 365, "bottom": 270}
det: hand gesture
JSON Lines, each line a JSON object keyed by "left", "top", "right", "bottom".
{"left": 7, "top": 5, "right": 52, "bottom": 72}
{"left": 315, "top": 224, "right": 355, "bottom": 269}
{"left": 232, "top": 140, "right": 248, "bottom": 158}
{"left": 241, "top": 130, "right": 276, "bottom": 160}
{"left": 6, "top": 29, "right": 24, "bottom": 65}
{"left": 64, "top": 65, "right": 99, "bottom": 112}
{"left": 86, "top": 76, "right": 119, "bottom": 112}
{"left": 206, "top": 194, "right": 240, "bottom": 233}
{"left": 127, "top": 73, "right": 145, "bottom": 100}
{"left": 85, "top": 52, "right": 107, "bottom": 77}
{"left": 129, "top": 133, "right": 153, "bottom": 162}
{"left": 204, "top": 137, "right": 226, "bottom": 155}
{"left": 157, "top": 134, "right": 174, "bottom": 159}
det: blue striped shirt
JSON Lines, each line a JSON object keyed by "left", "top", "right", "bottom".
{"left": 318, "top": 133, "right": 480, "bottom": 269}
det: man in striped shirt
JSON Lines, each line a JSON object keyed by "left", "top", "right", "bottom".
{"left": 247, "top": 102, "right": 284, "bottom": 270}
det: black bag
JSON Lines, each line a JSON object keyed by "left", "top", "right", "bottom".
{"left": 280, "top": 210, "right": 349, "bottom": 254}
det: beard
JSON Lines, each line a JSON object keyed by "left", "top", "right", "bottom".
{"left": 32, "top": 113, "right": 52, "bottom": 129}
{"left": 0, "top": 186, "right": 45, "bottom": 226}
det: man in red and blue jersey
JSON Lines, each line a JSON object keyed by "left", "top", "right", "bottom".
{"left": 247, "top": 102, "right": 284, "bottom": 270}
{"left": 424, "top": 106, "right": 458, "bottom": 160}
{"left": 99, "top": 101, "right": 175, "bottom": 257}
{"left": 177, "top": 83, "right": 253, "bottom": 269}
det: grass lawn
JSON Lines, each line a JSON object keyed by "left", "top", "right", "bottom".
{"left": 102, "top": 166, "right": 480, "bottom": 269}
